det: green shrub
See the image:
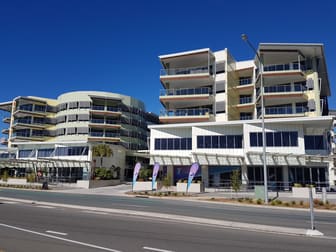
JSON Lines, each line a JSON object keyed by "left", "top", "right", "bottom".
{"left": 256, "top": 198, "right": 263, "bottom": 204}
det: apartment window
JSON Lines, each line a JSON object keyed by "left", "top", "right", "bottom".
{"left": 34, "top": 104, "right": 46, "bottom": 112}
{"left": 55, "top": 146, "right": 88, "bottom": 156}
{"left": 197, "top": 135, "right": 242, "bottom": 149}
{"left": 154, "top": 138, "right": 192, "bottom": 150}
{"left": 240, "top": 112, "right": 252, "bottom": 120}
{"left": 18, "top": 149, "right": 34, "bottom": 158}
{"left": 216, "top": 62, "right": 225, "bottom": 74}
{"left": 304, "top": 135, "right": 324, "bottom": 150}
{"left": 37, "top": 148, "right": 54, "bottom": 157}
{"left": 250, "top": 131, "right": 298, "bottom": 147}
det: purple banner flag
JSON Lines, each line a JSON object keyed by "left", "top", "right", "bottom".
{"left": 187, "top": 163, "right": 199, "bottom": 192}
{"left": 152, "top": 162, "right": 160, "bottom": 190}
{"left": 132, "top": 162, "right": 142, "bottom": 190}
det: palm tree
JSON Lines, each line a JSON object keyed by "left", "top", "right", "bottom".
{"left": 92, "top": 144, "right": 113, "bottom": 179}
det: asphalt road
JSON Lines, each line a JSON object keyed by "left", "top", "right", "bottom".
{"left": 1, "top": 202, "right": 336, "bottom": 252}
{"left": 0, "top": 188, "right": 336, "bottom": 237}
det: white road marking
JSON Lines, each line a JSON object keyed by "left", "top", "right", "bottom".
{"left": 143, "top": 246, "right": 175, "bottom": 252}
{"left": 82, "top": 210, "right": 108, "bottom": 215}
{"left": 46, "top": 230, "right": 68, "bottom": 236}
{"left": 1, "top": 201, "right": 19, "bottom": 204}
{"left": 0, "top": 223, "right": 122, "bottom": 252}
{"left": 35, "top": 205, "right": 55, "bottom": 209}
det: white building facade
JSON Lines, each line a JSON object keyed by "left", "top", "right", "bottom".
{"left": 150, "top": 44, "right": 335, "bottom": 190}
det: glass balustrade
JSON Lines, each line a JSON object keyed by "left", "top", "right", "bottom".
{"left": 160, "top": 65, "right": 210, "bottom": 76}
{"left": 263, "top": 62, "right": 306, "bottom": 72}
{"left": 239, "top": 97, "right": 252, "bottom": 104}
{"left": 160, "top": 87, "right": 212, "bottom": 96}
{"left": 160, "top": 108, "right": 211, "bottom": 117}
{"left": 239, "top": 78, "right": 252, "bottom": 85}
{"left": 91, "top": 105, "right": 105, "bottom": 111}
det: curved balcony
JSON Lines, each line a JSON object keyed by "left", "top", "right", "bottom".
{"left": 90, "top": 105, "right": 122, "bottom": 117}
{"left": 88, "top": 131, "right": 121, "bottom": 142}
{"left": 88, "top": 118, "right": 121, "bottom": 129}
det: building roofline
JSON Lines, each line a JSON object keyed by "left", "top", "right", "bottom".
{"left": 159, "top": 48, "right": 211, "bottom": 60}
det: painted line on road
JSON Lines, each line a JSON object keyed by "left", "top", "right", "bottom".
{"left": 0, "top": 223, "right": 122, "bottom": 252}
{"left": 82, "top": 210, "right": 108, "bottom": 215}
{"left": 46, "top": 230, "right": 68, "bottom": 236}
{"left": 35, "top": 205, "right": 55, "bottom": 209}
{"left": 143, "top": 246, "right": 175, "bottom": 252}
{"left": 1, "top": 201, "right": 19, "bottom": 204}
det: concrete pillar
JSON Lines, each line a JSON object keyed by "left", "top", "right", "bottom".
{"left": 167, "top": 165, "right": 174, "bottom": 185}
{"left": 201, "top": 165, "right": 209, "bottom": 187}
{"left": 241, "top": 164, "right": 248, "bottom": 187}
{"left": 282, "top": 166, "right": 289, "bottom": 190}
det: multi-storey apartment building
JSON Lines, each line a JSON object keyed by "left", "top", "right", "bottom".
{"left": 150, "top": 43, "right": 335, "bottom": 190}
{"left": 0, "top": 91, "right": 158, "bottom": 183}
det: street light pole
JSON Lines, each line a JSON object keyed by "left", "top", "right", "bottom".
{"left": 241, "top": 34, "right": 268, "bottom": 204}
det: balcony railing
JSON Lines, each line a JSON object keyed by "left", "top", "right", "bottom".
{"left": 91, "top": 105, "right": 105, "bottom": 111}
{"left": 258, "top": 106, "right": 293, "bottom": 117}
{"left": 160, "top": 87, "right": 212, "bottom": 96}
{"left": 264, "top": 83, "right": 306, "bottom": 93}
{"left": 240, "top": 115, "right": 253, "bottom": 120}
{"left": 89, "top": 132, "right": 120, "bottom": 138}
{"left": 239, "top": 78, "right": 252, "bottom": 86}
{"left": 160, "top": 65, "right": 211, "bottom": 76}
{"left": 160, "top": 108, "right": 211, "bottom": 117}
{"left": 239, "top": 97, "right": 252, "bottom": 104}
{"left": 263, "top": 62, "right": 306, "bottom": 73}
{"left": 90, "top": 119, "right": 121, "bottom": 125}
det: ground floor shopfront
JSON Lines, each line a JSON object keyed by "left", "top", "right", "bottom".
{"left": 162, "top": 164, "right": 331, "bottom": 191}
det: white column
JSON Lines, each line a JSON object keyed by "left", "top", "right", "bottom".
{"left": 282, "top": 166, "right": 289, "bottom": 190}
{"left": 201, "top": 165, "right": 209, "bottom": 187}
{"left": 167, "top": 165, "right": 174, "bottom": 185}
{"left": 241, "top": 164, "right": 248, "bottom": 187}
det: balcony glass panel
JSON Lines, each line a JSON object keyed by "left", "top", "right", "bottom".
{"left": 265, "top": 105, "right": 293, "bottom": 115}
{"left": 239, "top": 78, "right": 252, "bottom": 86}
{"left": 90, "top": 131, "right": 104, "bottom": 137}
{"left": 161, "top": 87, "right": 212, "bottom": 96}
{"left": 18, "top": 104, "right": 33, "bottom": 111}
{"left": 91, "top": 105, "right": 105, "bottom": 111}
{"left": 105, "top": 132, "right": 120, "bottom": 137}
{"left": 239, "top": 96, "right": 252, "bottom": 104}
{"left": 161, "top": 108, "right": 211, "bottom": 117}
{"left": 91, "top": 118, "right": 105, "bottom": 124}
{"left": 160, "top": 66, "right": 210, "bottom": 76}
{"left": 106, "top": 106, "right": 121, "bottom": 112}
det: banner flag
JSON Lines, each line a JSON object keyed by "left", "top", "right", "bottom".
{"left": 132, "top": 162, "right": 142, "bottom": 190}
{"left": 152, "top": 162, "right": 160, "bottom": 190}
{"left": 187, "top": 163, "right": 199, "bottom": 192}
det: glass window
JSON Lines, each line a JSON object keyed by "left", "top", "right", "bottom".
{"left": 212, "top": 136, "right": 219, "bottom": 148}
{"left": 315, "top": 136, "right": 324, "bottom": 149}
{"left": 266, "top": 132, "right": 274, "bottom": 147}
{"left": 197, "top": 136, "right": 204, "bottom": 148}
{"left": 274, "top": 132, "right": 282, "bottom": 146}
{"left": 37, "top": 148, "right": 54, "bottom": 157}
{"left": 161, "top": 139, "right": 167, "bottom": 150}
{"left": 282, "top": 132, "right": 290, "bottom": 146}
{"left": 174, "top": 138, "right": 180, "bottom": 150}
{"left": 227, "top": 135, "right": 234, "bottom": 148}
{"left": 186, "top": 138, "right": 192, "bottom": 150}
{"left": 205, "top": 136, "right": 211, "bottom": 148}
{"left": 220, "top": 135, "right": 227, "bottom": 148}
{"left": 168, "top": 139, "right": 174, "bottom": 150}
{"left": 181, "top": 138, "right": 187, "bottom": 150}
{"left": 250, "top": 133, "right": 258, "bottom": 147}
{"left": 290, "top": 132, "right": 298, "bottom": 146}
{"left": 235, "top": 135, "right": 242, "bottom": 148}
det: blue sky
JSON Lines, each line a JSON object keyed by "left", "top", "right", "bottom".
{"left": 0, "top": 0, "right": 335, "bottom": 132}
